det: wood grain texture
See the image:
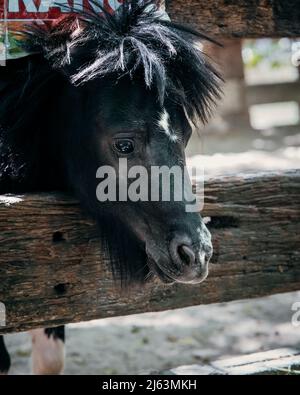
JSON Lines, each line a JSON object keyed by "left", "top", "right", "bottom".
{"left": 0, "top": 170, "right": 300, "bottom": 334}
{"left": 167, "top": 348, "right": 300, "bottom": 375}
{"left": 167, "top": 0, "right": 300, "bottom": 38}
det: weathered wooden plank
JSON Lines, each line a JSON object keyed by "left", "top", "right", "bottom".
{"left": 167, "top": 0, "right": 300, "bottom": 38}
{"left": 164, "top": 348, "right": 300, "bottom": 375}
{"left": 212, "top": 348, "right": 300, "bottom": 375}
{"left": 0, "top": 170, "right": 299, "bottom": 334}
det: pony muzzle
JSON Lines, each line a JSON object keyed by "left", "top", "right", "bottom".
{"left": 147, "top": 233, "right": 213, "bottom": 285}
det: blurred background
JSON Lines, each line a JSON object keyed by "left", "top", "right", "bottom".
{"left": 187, "top": 38, "right": 300, "bottom": 175}
{"left": 5, "top": 38, "right": 300, "bottom": 375}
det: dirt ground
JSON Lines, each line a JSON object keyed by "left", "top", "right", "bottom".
{"left": 187, "top": 125, "right": 300, "bottom": 174}
{"left": 5, "top": 292, "right": 300, "bottom": 374}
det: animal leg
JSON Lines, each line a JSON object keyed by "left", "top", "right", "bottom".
{"left": 30, "top": 326, "right": 65, "bottom": 375}
{"left": 0, "top": 335, "right": 11, "bottom": 375}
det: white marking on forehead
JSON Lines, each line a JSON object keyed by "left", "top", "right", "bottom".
{"left": 169, "top": 133, "right": 179, "bottom": 143}
{"left": 158, "top": 109, "right": 170, "bottom": 133}
{"left": 158, "top": 108, "right": 179, "bottom": 143}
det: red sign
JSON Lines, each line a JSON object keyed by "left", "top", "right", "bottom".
{"left": 0, "top": 1, "right": 164, "bottom": 61}
{"left": 0, "top": 0, "right": 124, "bottom": 20}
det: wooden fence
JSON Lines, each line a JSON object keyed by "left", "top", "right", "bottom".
{"left": 167, "top": 0, "right": 300, "bottom": 38}
{"left": 1, "top": 170, "right": 299, "bottom": 334}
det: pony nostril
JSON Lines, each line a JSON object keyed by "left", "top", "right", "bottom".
{"left": 169, "top": 236, "right": 193, "bottom": 269}
{"left": 178, "top": 245, "right": 196, "bottom": 266}
{"left": 167, "top": 236, "right": 210, "bottom": 283}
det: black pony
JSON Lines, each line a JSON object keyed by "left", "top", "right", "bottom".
{"left": 0, "top": 0, "right": 221, "bottom": 374}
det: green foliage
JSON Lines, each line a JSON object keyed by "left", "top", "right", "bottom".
{"left": 243, "top": 38, "right": 292, "bottom": 70}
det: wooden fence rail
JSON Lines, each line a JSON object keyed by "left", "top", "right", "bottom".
{"left": 168, "top": 0, "right": 300, "bottom": 38}
{"left": 0, "top": 170, "right": 299, "bottom": 334}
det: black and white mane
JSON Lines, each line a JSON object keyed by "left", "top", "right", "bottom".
{"left": 23, "top": 1, "right": 220, "bottom": 118}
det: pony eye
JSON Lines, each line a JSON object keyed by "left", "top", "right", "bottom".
{"left": 114, "top": 139, "right": 135, "bottom": 155}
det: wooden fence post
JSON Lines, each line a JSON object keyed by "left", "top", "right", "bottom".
{"left": 204, "top": 39, "right": 251, "bottom": 132}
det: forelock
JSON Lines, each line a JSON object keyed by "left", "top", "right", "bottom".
{"left": 21, "top": 0, "right": 222, "bottom": 125}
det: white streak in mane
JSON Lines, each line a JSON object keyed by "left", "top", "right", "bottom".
{"left": 183, "top": 105, "right": 199, "bottom": 132}
{"left": 71, "top": 49, "right": 120, "bottom": 85}
{"left": 158, "top": 109, "right": 178, "bottom": 143}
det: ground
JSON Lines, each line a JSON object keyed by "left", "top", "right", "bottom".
{"left": 187, "top": 126, "right": 300, "bottom": 174}
{"left": 5, "top": 292, "right": 300, "bottom": 374}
